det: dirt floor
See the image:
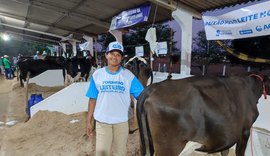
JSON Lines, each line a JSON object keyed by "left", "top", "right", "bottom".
{"left": 0, "top": 71, "right": 239, "bottom": 156}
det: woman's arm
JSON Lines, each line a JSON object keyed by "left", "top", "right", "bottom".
{"left": 86, "top": 98, "right": 96, "bottom": 137}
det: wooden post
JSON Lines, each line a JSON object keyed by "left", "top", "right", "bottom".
{"left": 25, "top": 72, "right": 30, "bottom": 120}
{"left": 222, "top": 65, "right": 226, "bottom": 76}
{"left": 150, "top": 50, "right": 153, "bottom": 70}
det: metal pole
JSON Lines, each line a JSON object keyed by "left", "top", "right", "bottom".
{"left": 0, "top": 23, "right": 64, "bottom": 39}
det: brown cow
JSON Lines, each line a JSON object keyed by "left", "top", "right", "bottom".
{"left": 137, "top": 74, "right": 270, "bottom": 156}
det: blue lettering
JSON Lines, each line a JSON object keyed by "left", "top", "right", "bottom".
{"left": 260, "top": 11, "right": 267, "bottom": 18}
{"left": 264, "top": 24, "right": 270, "bottom": 30}
{"left": 100, "top": 84, "right": 125, "bottom": 93}
{"left": 253, "top": 13, "right": 258, "bottom": 20}
{"left": 256, "top": 26, "right": 263, "bottom": 32}
{"left": 247, "top": 15, "right": 253, "bottom": 21}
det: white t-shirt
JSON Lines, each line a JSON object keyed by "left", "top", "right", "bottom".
{"left": 86, "top": 66, "right": 144, "bottom": 124}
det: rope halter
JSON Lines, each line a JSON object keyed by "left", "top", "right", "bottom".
{"left": 249, "top": 74, "right": 267, "bottom": 99}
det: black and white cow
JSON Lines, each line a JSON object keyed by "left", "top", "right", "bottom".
{"left": 64, "top": 56, "right": 96, "bottom": 85}
{"left": 124, "top": 56, "right": 153, "bottom": 87}
{"left": 18, "top": 58, "right": 66, "bottom": 87}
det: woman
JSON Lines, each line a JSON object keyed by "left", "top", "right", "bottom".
{"left": 85, "top": 41, "right": 144, "bottom": 156}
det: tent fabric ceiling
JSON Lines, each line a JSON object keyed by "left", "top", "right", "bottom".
{"left": 0, "top": 0, "right": 259, "bottom": 44}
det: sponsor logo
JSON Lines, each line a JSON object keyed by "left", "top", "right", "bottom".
{"left": 256, "top": 24, "right": 270, "bottom": 32}
{"left": 216, "top": 30, "right": 232, "bottom": 36}
{"left": 112, "top": 44, "right": 122, "bottom": 50}
{"left": 239, "top": 29, "right": 253, "bottom": 35}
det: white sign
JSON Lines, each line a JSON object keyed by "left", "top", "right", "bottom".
{"left": 135, "top": 46, "right": 144, "bottom": 56}
{"left": 157, "top": 42, "right": 167, "bottom": 55}
{"left": 203, "top": 1, "right": 270, "bottom": 40}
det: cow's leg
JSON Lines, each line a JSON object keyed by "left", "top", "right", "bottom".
{"left": 128, "top": 98, "right": 138, "bottom": 134}
{"left": 235, "top": 129, "right": 250, "bottom": 156}
{"left": 20, "top": 75, "right": 24, "bottom": 87}
{"left": 17, "top": 68, "right": 20, "bottom": 81}
{"left": 74, "top": 72, "right": 81, "bottom": 82}
{"left": 64, "top": 74, "right": 69, "bottom": 86}
{"left": 149, "top": 120, "right": 187, "bottom": 155}
{"left": 154, "top": 139, "right": 187, "bottom": 156}
{"left": 85, "top": 72, "right": 90, "bottom": 81}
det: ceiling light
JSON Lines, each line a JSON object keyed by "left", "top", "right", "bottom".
{"left": 2, "top": 33, "right": 10, "bottom": 41}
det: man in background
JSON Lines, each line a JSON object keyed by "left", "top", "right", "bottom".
{"left": 3, "top": 55, "right": 13, "bottom": 79}
{"left": 0, "top": 56, "right": 4, "bottom": 75}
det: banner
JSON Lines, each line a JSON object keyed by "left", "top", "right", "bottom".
{"left": 203, "top": 1, "right": 270, "bottom": 40}
{"left": 110, "top": 4, "right": 151, "bottom": 30}
{"left": 135, "top": 46, "right": 144, "bottom": 56}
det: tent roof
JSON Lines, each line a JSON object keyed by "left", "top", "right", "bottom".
{"left": 0, "top": 0, "right": 259, "bottom": 44}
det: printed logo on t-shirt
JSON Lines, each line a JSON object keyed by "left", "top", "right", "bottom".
{"left": 100, "top": 81, "right": 125, "bottom": 93}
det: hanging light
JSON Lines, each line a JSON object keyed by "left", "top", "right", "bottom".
{"left": 2, "top": 33, "right": 10, "bottom": 41}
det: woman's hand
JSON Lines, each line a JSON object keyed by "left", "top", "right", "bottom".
{"left": 86, "top": 121, "right": 93, "bottom": 137}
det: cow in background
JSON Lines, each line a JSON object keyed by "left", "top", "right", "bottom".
{"left": 18, "top": 58, "right": 66, "bottom": 87}
{"left": 137, "top": 74, "right": 270, "bottom": 156}
{"left": 64, "top": 51, "right": 97, "bottom": 86}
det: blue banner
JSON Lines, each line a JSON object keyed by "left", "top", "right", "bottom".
{"left": 110, "top": 4, "right": 151, "bottom": 30}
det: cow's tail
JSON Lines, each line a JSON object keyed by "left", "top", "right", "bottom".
{"left": 62, "top": 68, "right": 66, "bottom": 83}
{"left": 136, "top": 90, "right": 154, "bottom": 156}
{"left": 149, "top": 70, "right": 153, "bottom": 85}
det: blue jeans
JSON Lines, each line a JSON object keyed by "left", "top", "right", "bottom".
{"left": 4, "top": 68, "right": 12, "bottom": 79}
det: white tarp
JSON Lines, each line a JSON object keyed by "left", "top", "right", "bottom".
{"left": 203, "top": 1, "right": 270, "bottom": 40}
{"left": 145, "top": 27, "right": 158, "bottom": 55}
{"left": 80, "top": 35, "right": 94, "bottom": 56}
{"left": 60, "top": 42, "right": 66, "bottom": 57}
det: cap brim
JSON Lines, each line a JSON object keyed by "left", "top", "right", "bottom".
{"left": 106, "top": 49, "right": 124, "bottom": 56}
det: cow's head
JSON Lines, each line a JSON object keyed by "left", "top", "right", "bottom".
{"left": 124, "top": 56, "right": 153, "bottom": 87}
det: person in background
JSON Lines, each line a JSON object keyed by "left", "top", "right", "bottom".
{"left": 12, "top": 56, "right": 19, "bottom": 77}
{"left": 42, "top": 51, "right": 47, "bottom": 60}
{"left": 85, "top": 41, "right": 144, "bottom": 156}
{"left": 33, "top": 51, "right": 38, "bottom": 60}
{"left": 33, "top": 51, "right": 37, "bottom": 59}
{"left": 33, "top": 51, "right": 43, "bottom": 60}
{"left": 3, "top": 55, "right": 12, "bottom": 79}
{"left": 0, "top": 56, "right": 4, "bottom": 75}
